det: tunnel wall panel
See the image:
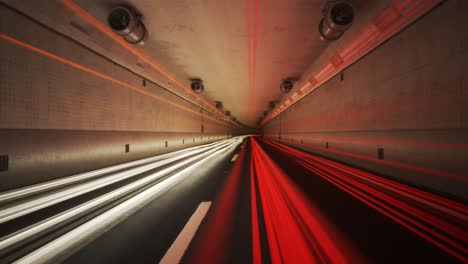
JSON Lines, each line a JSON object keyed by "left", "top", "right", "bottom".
{"left": 0, "top": 6, "right": 233, "bottom": 191}
{"left": 262, "top": 0, "right": 468, "bottom": 200}
{"left": 0, "top": 129, "right": 230, "bottom": 191}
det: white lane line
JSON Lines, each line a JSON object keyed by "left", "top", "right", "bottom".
{"left": 160, "top": 201, "right": 212, "bottom": 264}
{"left": 231, "top": 154, "right": 239, "bottom": 162}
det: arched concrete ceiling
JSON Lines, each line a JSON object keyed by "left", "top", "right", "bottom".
{"left": 5, "top": 0, "right": 377, "bottom": 127}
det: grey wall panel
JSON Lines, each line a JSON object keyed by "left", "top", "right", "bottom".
{"left": 262, "top": 0, "right": 468, "bottom": 200}
{"left": 0, "top": 129, "right": 231, "bottom": 191}
{"left": 0, "top": 5, "right": 236, "bottom": 191}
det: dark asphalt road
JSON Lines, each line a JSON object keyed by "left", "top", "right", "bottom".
{"left": 2, "top": 137, "right": 463, "bottom": 263}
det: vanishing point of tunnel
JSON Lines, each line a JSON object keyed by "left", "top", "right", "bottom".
{"left": 0, "top": 0, "right": 467, "bottom": 263}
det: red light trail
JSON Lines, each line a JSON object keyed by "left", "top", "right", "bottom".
{"left": 261, "top": 0, "right": 443, "bottom": 125}
{"left": 250, "top": 155, "right": 262, "bottom": 264}
{"left": 275, "top": 138, "right": 467, "bottom": 182}
{"left": 263, "top": 133, "right": 468, "bottom": 150}
{"left": 250, "top": 137, "right": 363, "bottom": 263}
{"left": 246, "top": 0, "right": 262, "bottom": 122}
{"left": 259, "top": 138, "right": 468, "bottom": 262}
{"left": 187, "top": 144, "right": 247, "bottom": 263}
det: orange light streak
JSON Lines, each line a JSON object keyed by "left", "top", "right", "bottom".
{"left": 0, "top": 33, "right": 234, "bottom": 127}
{"left": 58, "top": 0, "right": 239, "bottom": 127}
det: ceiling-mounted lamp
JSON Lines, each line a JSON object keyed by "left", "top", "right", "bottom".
{"left": 190, "top": 79, "right": 205, "bottom": 94}
{"left": 319, "top": 1, "right": 354, "bottom": 41}
{"left": 280, "top": 79, "right": 294, "bottom": 93}
{"left": 269, "top": 101, "right": 278, "bottom": 109}
{"left": 108, "top": 6, "right": 147, "bottom": 45}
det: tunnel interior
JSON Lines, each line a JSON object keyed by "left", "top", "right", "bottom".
{"left": 0, "top": 0, "right": 467, "bottom": 263}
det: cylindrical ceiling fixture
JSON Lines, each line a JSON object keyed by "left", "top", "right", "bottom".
{"left": 190, "top": 79, "right": 205, "bottom": 94}
{"left": 269, "top": 101, "right": 278, "bottom": 109}
{"left": 108, "top": 6, "right": 147, "bottom": 45}
{"left": 280, "top": 79, "right": 294, "bottom": 93}
{"left": 319, "top": 1, "right": 354, "bottom": 41}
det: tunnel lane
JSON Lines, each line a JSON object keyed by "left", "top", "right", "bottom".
{"left": 187, "top": 136, "right": 465, "bottom": 263}
{"left": 249, "top": 137, "right": 466, "bottom": 263}
{"left": 0, "top": 136, "right": 465, "bottom": 263}
{"left": 0, "top": 137, "right": 244, "bottom": 263}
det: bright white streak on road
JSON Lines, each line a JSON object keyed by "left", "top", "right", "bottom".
{"left": 0, "top": 140, "right": 233, "bottom": 224}
{"left": 13, "top": 138, "right": 241, "bottom": 263}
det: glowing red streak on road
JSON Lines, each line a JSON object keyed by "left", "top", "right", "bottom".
{"left": 260, "top": 138, "right": 468, "bottom": 262}
{"left": 187, "top": 145, "right": 247, "bottom": 263}
{"left": 250, "top": 137, "right": 363, "bottom": 263}
{"left": 250, "top": 157, "right": 262, "bottom": 264}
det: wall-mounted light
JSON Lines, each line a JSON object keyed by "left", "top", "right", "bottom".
{"left": 280, "top": 79, "right": 294, "bottom": 93}
{"left": 319, "top": 1, "right": 354, "bottom": 41}
{"left": 269, "top": 101, "right": 278, "bottom": 109}
{"left": 190, "top": 79, "right": 205, "bottom": 94}
{"left": 108, "top": 6, "right": 147, "bottom": 45}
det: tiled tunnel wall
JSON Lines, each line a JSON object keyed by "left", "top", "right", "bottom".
{"left": 0, "top": 6, "right": 235, "bottom": 191}
{"left": 262, "top": 0, "right": 468, "bottom": 200}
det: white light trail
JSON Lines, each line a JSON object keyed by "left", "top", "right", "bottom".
{"left": 14, "top": 139, "right": 238, "bottom": 263}
{"left": 0, "top": 138, "right": 241, "bottom": 254}
{"left": 0, "top": 140, "right": 233, "bottom": 224}
{"left": 0, "top": 140, "right": 224, "bottom": 204}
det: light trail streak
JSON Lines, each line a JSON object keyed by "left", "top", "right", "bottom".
{"left": 261, "top": 0, "right": 442, "bottom": 125}
{"left": 0, "top": 139, "right": 241, "bottom": 255}
{"left": 187, "top": 138, "right": 247, "bottom": 263}
{"left": 0, "top": 140, "right": 234, "bottom": 224}
{"left": 0, "top": 140, "right": 224, "bottom": 204}
{"left": 261, "top": 133, "right": 468, "bottom": 150}
{"left": 58, "top": 0, "right": 237, "bottom": 127}
{"left": 250, "top": 151, "right": 262, "bottom": 264}
{"left": 245, "top": 0, "right": 262, "bottom": 122}
{"left": 275, "top": 138, "right": 467, "bottom": 182}
{"left": 13, "top": 139, "right": 238, "bottom": 264}
{"left": 0, "top": 34, "right": 234, "bottom": 128}
{"left": 249, "top": 137, "right": 362, "bottom": 263}
{"left": 260, "top": 138, "right": 468, "bottom": 262}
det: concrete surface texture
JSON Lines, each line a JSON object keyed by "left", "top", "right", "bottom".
{"left": 0, "top": 1, "right": 467, "bottom": 262}
{"left": 263, "top": 0, "right": 468, "bottom": 199}
{"left": 0, "top": 1, "right": 467, "bottom": 196}
{"left": 2, "top": 0, "right": 384, "bottom": 126}
{"left": 0, "top": 5, "right": 232, "bottom": 190}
